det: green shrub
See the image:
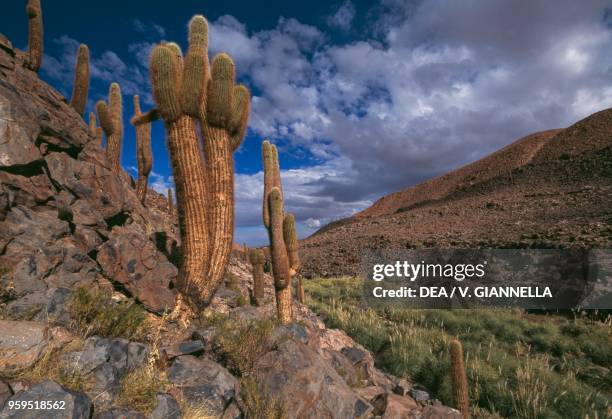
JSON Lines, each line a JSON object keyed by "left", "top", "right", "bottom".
{"left": 68, "top": 287, "right": 148, "bottom": 341}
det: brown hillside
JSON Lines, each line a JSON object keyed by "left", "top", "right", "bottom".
{"left": 301, "top": 108, "right": 612, "bottom": 277}
{"left": 356, "top": 129, "right": 561, "bottom": 219}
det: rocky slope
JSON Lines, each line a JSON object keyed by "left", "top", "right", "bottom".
{"left": 0, "top": 35, "right": 460, "bottom": 418}
{"left": 302, "top": 109, "right": 612, "bottom": 277}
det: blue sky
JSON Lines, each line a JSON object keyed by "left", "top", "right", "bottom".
{"left": 1, "top": 1, "right": 612, "bottom": 245}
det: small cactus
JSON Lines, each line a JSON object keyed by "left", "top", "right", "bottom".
{"left": 25, "top": 0, "right": 43, "bottom": 72}
{"left": 249, "top": 248, "right": 265, "bottom": 305}
{"left": 450, "top": 339, "right": 470, "bottom": 418}
{"left": 96, "top": 82, "right": 123, "bottom": 171}
{"left": 262, "top": 140, "right": 299, "bottom": 324}
{"left": 70, "top": 44, "right": 90, "bottom": 116}
{"left": 88, "top": 112, "right": 103, "bottom": 145}
{"left": 131, "top": 95, "right": 152, "bottom": 204}
{"left": 167, "top": 188, "right": 174, "bottom": 216}
{"left": 131, "top": 15, "right": 250, "bottom": 310}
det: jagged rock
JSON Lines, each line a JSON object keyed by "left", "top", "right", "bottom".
{"left": 168, "top": 355, "right": 237, "bottom": 416}
{"left": 150, "top": 393, "right": 181, "bottom": 419}
{"left": 421, "top": 405, "right": 462, "bottom": 418}
{"left": 372, "top": 393, "right": 418, "bottom": 418}
{"left": 410, "top": 388, "right": 430, "bottom": 402}
{"left": 253, "top": 339, "right": 373, "bottom": 419}
{"left": 161, "top": 341, "right": 205, "bottom": 361}
{"left": 0, "top": 380, "right": 12, "bottom": 408}
{"left": 0, "top": 320, "right": 49, "bottom": 375}
{"left": 356, "top": 385, "right": 385, "bottom": 403}
{"left": 393, "top": 378, "right": 412, "bottom": 396}
{"left": 97, "top": 229, "right": 176, "bottom": 313}
{"left": 191, "top": 328, "right": 215, "bottom": 353}
{"left": 0, "top": 380, "right": 92, "bottom": 419}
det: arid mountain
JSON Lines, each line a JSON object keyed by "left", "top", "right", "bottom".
{"left": 302, "top": 108, "right": 612, "bottom": 277}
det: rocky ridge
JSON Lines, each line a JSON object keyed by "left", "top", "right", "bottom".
{"left": 0, "top": 35, "right": 460, "bottom": 418}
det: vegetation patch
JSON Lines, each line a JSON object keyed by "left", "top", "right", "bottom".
{"left": 240, "top": 376, "right": 286, "bottom": 419}
{"left": 305, "top": 277, "right": 611, "bottom": 419}
{"left": 68, "top": 287, "right": 149, "bottom": 341}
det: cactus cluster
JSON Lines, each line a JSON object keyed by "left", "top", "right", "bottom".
{"left": 131, "top": 16, "right": 250, "bottom": 310}
{"left": 262, "top": 140, "right": 300, "bottom": 324}
{"left": 249, "top": 248, "right": 265, "bottom": 305}
{"left": 25, "top": 0, "right": 43, "bottom": 72}
{"left": 70, "top": 44, "right": 90, "bottom": 116}
{"left": 96, "top": 83, "right": 124, "bottom": 171}
{"left": 450, "top": 339, "right": 470, "bottom": 418}
{"left": 131, "top": 95, "right": 153, "bottom": 204}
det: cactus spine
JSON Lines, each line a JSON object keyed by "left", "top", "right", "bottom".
{"left": 131, "top": 16, "right": 250, "bottom": 310}
{"left": 70, "top": 44, "right": 90, "bottom": 115}
{"left": 132, "top": 95, "right": 152, "bottom": 204}
{"left": 262, "top": 140, "right": 299, "bottom": 324}
{"left": 249, "top": 248, "right": 265, "bottom": 305}
{"left": 450, "top": 339, "right": 470, "bottom": 418}
{"left": 25, "top": 0, "right": 43, "bottom": 72}
{"left": 168, "top": 188, "right": 174, "bottom": 216}
{"left": 96, "top": 82, "right": 123, "bottom": 171}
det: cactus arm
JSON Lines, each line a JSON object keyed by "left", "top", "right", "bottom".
{"left": 262, "top": 140, "right": 274, "bottom": 228}
{"left": 205, "top": 53, "right": 235, "bottom": 127}
{"left": 283, "top": 213, "right": 300, "bottom": 275}
{"left": 181, "top": 15, "right": 209, "bottom": 117}
{"left": 70, "top": 44, "right": 90, "bottom": 115}
{"left": 229, "top": 85, "right": 251, "bottom": 151}
{"left": 88, "top": 112, "right": 97, "bottom": 137}
{"left": 96, "top": 100, "right": 113, "bottom": 137}
{"left": 268, "top": 187, "right": 293, "bottom": 323}
{"left": 131, "top": 108, "right": 160, "bottom": 126}
{"left": 26, "top": 0, "right": 43, "bottom": 72}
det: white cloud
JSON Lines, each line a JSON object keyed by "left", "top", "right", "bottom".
{"left": 327, "top": 1, "right": 356, "bottom": 31}
{"left": 149, "top": 172, "right": 174, "bottom": 195}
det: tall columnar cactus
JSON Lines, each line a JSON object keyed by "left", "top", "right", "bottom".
{"left": 96, "top": 83, "right": 123, "bottom": 171}
{"left": 132, "top": 95, "right": 153, "bottom": 204}
{"left": 25, "top": 0, "right": 43, "bottom": 72}
{"left": 88, "top": 112, "right": 103, "bottom": 145}
{"left": 262, "top": 140, "right": 298, "bottom": 324}
{"left": 249, "top": 248, "right": 265, "bottom": 305}
{"left": 70, "top": 44, "right": 90, "bottom": 116}
{"left": 450, "top": 339, "right": 470, "bottom": 418}
{"left": 167, "top": 188, "right": 174, "bottom": 216}
{"left": 131, "top": 16, "right": 250, "bottom": 311}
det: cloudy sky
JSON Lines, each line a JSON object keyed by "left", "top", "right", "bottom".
{"left": 2, "top": 0, "right": 612, "bottom": 244}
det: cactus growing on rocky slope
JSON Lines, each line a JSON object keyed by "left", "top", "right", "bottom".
{"left": 131, "top": 15, "right": 250, "bottom": 311}
{"left": 96, "top": 83, "right": 123, "bottom": 171}
{"left": 249, "top": 248, "right": 265, "bottom": 305}
{"left": 88, "top": 112, "right": 103, "bottom": 145}
{"left": 70, "top": 44, "right": 90, "bottom": 116}
{"left": 262, "top": 140, "right": 299, "bottom": 323}
{"left": 450, "top": 339, "right": 470, "bottom": 418}
{"left": 132, "top": 95, "right": 152, "bottom": 204}
{"left": 167, "top": 188, "right": 174, "bottom": 216}
{"left": 25, "top": 0, "right": 43, "bottom": 72}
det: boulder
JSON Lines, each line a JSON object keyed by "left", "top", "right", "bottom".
{"left": 97, "top": 229, "right": 176, "bottom": 313}
{"left": 0, "top": 320, "right": 49, "bottom": 376}
{"left": 150, "top": 393, "right": 181, "bottom": 419}
{"left": 0, "top": 380, "right": 92, "bottom": 419}
{"left": 253, "top": 339, "right": 373, "bottom": 419}
{"left": 168, "top": 355, "right": 237, "bottom": 415}
{"left": 161, "top": 341, "right": 205, "bottom": 361}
